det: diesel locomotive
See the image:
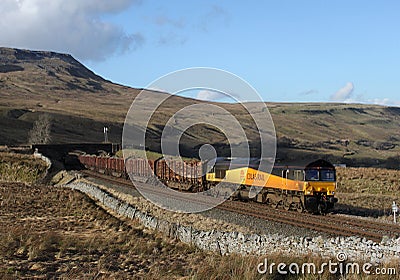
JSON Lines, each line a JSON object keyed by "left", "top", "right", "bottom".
{"left": 206, "top": 157, "right": 337, "bottom": 213}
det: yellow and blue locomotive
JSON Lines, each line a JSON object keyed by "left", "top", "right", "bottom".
{"left": 205, "top": 158, "right": 338, "bottom": 213}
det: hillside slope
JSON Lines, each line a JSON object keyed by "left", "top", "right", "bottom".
{"left": 0, "top": 47, "right": 399, "bottom": 168}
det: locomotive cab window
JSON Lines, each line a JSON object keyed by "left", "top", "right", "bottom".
{"left": 305, "top": 169, "right": 335, "bottom": 181}
{"left": 305, "top": 169, "right": 319, "bottom": 181}
{"left": 320, "top": 169, "right": 335, "bottom": 181}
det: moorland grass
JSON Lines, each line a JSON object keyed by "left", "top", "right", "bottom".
{"left": 0, "top": 152, "right": 47, "bottom": 184}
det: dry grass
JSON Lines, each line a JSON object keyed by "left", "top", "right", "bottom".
{"left": 0, "top": 152, "right": 47, "bottom": 183}
{"left": 336, "top": 167, "right": 400, "bottom": 214}
{"left": 0, "top": 182, "right": 195, "bottom": 278}
{"left": 337, "top": 167, "right": 400, "bottom": 194}
{"left": 2, "top": 182, "right": 396, "bottom": 279}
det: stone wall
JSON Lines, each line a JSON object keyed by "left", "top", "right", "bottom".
{"left": 65, "top": 180, "right": 400, "bottom": 264}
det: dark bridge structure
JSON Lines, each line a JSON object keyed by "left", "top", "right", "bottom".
{"left": 32, "top": 143, "right": 120, "bottom": 170}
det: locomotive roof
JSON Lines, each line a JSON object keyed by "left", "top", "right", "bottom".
{"left": 212, "top": 157, "right": 335, "bottom": 171}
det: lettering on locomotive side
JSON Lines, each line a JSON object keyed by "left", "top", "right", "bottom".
{"left": 247, "top": 172, "right": 265, "bottom": 181}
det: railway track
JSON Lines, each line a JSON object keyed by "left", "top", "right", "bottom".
{"left": 79, "top": 170, "right": 399, "bottom": 243}
{"left": 249, "top": 200, "right": 400, "bottom": 238}
{"left": 220, "top": 201, "right": 399, "bottom": 243}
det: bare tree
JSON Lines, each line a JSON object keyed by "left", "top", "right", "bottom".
{"left": 28, "top": 114, "right": 52, "bottom": 144}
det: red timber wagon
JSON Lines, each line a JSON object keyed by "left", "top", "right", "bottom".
{"left": 125, "top": 157, "right": 155, "bottom": 182}
{"left": 155, "top": 159, "right": 204, "bottom": 191}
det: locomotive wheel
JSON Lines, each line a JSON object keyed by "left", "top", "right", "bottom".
{"left": 283, "top": 201, "right": 291, "bottom": 211}
{"left": 283, "top": 195, "right": 293, "bottom": 211}
{"left": 318, "top": 204, "right": 327, "bottom": 216}
{"left": 296, "top": 202, "right": 304, "bottom": 213}
{"left": 268, "top": 193, "right": 280, "bottom": 209}
{"left": 270, "top": 200, "right": 278, "bottom": 208}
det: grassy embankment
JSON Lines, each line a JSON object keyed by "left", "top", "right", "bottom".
{"left": 1, "top": 182, "right": 399, "bottom": 279}
{"left": 0, "top": 152, "right": 47, "bottom": 184}
{"left": 336, "top": 167, "right": 400, "bottom": 215}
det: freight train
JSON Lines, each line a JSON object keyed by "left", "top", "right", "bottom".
{"left": 78, "top": 154, "right": 338, "bottom": 214}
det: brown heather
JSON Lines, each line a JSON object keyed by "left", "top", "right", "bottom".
{"left": 336, "top": 167, "right": 400, "bottom": 217}
{"left": 2, "top": 182, "right": 399, "bottom": 279}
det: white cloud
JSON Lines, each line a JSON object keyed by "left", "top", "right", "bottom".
{"left": 0, "top": 0, "right": 143, "bottom": 61}
{"left": 330, "top": 82, "right": 354, "bottom": 101}
{"left": 196, "top": 90, "right": 226, "bottom": 101}
{"left": 368, "top": 98, "right": 400, "bottom": 107}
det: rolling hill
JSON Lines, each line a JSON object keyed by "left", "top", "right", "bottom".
{"left": 0, "top": 47, "right": 399, "bottom": 168}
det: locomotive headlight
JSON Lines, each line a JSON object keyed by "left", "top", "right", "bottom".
{"left": 332, "top": 191, "right": 335, "bottom": 195}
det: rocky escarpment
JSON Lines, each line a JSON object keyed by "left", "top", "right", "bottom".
{"left": 0, "top": 47, "right": 104, "bottom": 82}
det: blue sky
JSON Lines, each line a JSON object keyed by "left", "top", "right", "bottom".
{"left": 1, "top": 1, "right": 399, "bottom": 105}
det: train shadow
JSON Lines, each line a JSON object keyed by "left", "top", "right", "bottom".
{"left": 332, "top": 203, "right": 389, "bottom": 218}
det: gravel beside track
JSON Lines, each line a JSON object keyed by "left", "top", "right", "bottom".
{"left": 219, "top": 200, "right": 398, "bottom": 242}
{"left": 200, "top": 207, "right": 327, "bottom": 237}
